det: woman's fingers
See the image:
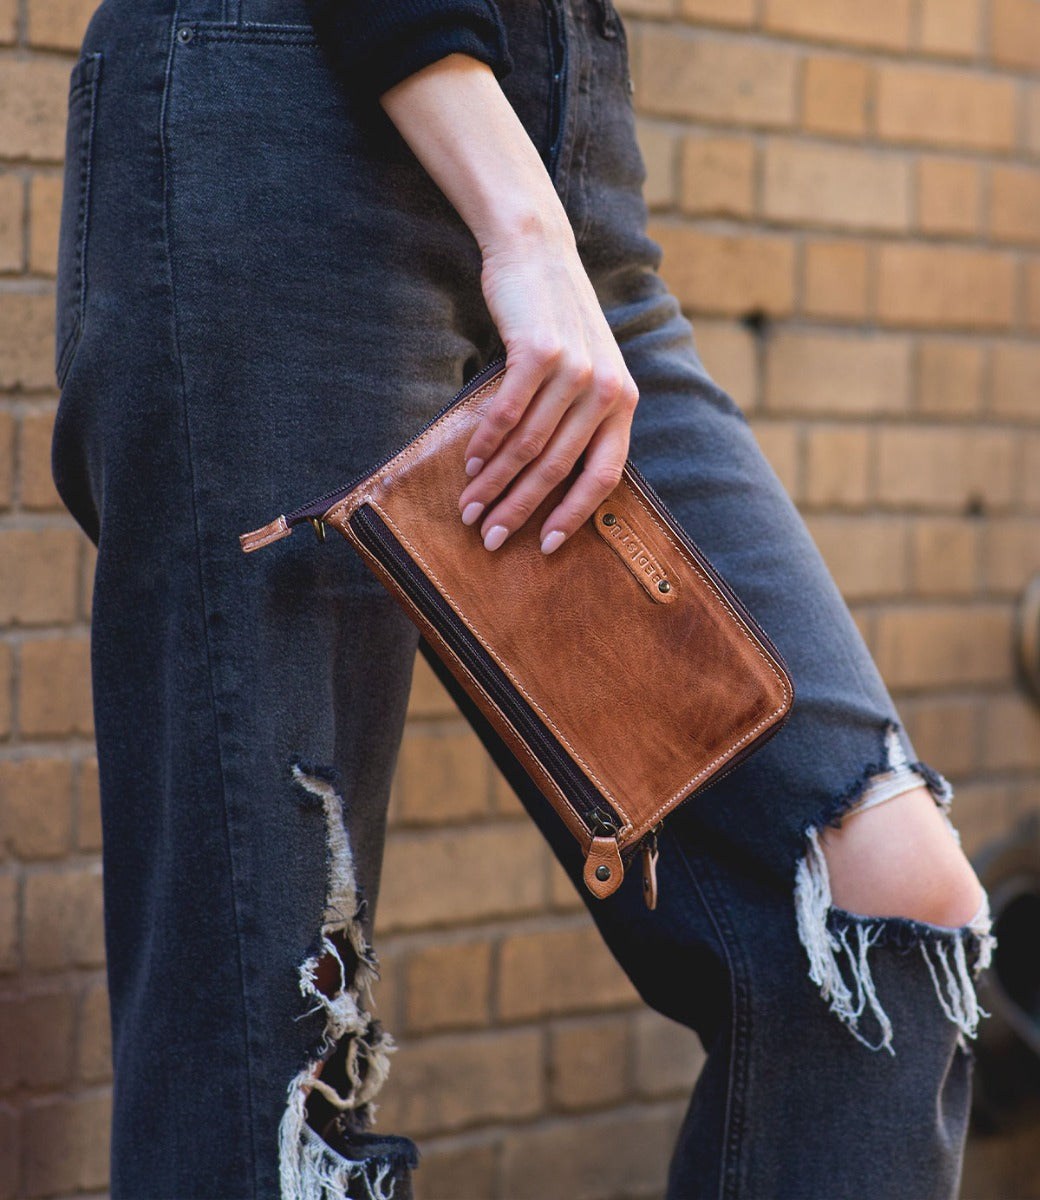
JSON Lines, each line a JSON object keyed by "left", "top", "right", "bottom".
{"left": 461, "top": 370, "right": 636, "bottom": 553}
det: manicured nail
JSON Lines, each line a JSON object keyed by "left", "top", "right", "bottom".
{"left": 461, "top": 501, "right": 484, "bottom": 527}
{"left": 541, "top": 530, "right": 566, "bottom": 555}
{"left": 466, "top": 457, "right": 484, "bottom": 478}
{"left": 483, "top": 525, "right": 508, "bottom": 552}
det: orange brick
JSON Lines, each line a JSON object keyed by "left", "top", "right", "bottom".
{"left": 990, "top": 0, "right": 1040, "bottom": 70}
{"left": 489, "top": 763, "right": 525, "bottom": 817}
{"left": 404, "top": 939, "right": 491, "bottom": 1033}
{"left": 374, "top": 824, "right": 546, "bottom": 932}
{"left": 990, "top": 165, "right": 1040, "bottom": 245}
{"left": 19, "top": 636, "right": 94, "bottom": 737}
{"left": 763, "top": 141, "right": 910, "bottom": 232}
{"left": 804, "top": 427, "right": 873, "bottom": 508}
{"left": 679, "top": 0, "right": 755, "bottom": 24}
{"left": 0, "top": 529, "right": 80, "bottom": 625}
{"left": 636, "top": 120, "right": 676, "bottom": 210}
{"left": 396, "top": 726, "right": 492, "bottom": 825}
{"left": 0, "top": 0, "right": 15, "bottom": 43}
{"left": 20, "top": 410, "right": 63, "bottom": 511}
{"left": 651, "top": 225, "right": 795, "bottom": 316}
{"left": 0, "top": 410, "right": 13, "bottom": 509}
{"left": 690, "top": 318, "right": 757, "bottom": 410}
{"left": 1025, "top": 434, "right": 1040, "bottom": 509}
{"left": 498, "top": 924, "right": 639, "bottom": 1020}
{"left": 0, "top": 58, "right": 71, "bottom": 161}
{"left": 377, "top": 1029, "right": 543, "bottom": 1138}
{"left": 548, "top": 853, "right": 584, "bottom": 912}
{"left": 550, "top": 1015, "right": 629, "bottom": 1110}
{"left": 0, "top": 874, "right": 16, "bottom": 973}
{"left": 804, "top": 516, "right": 907, "bottom": 599}
{"left": 917, "top": 340, "right": 984, "bottom": 417}
{"left": 1027, "top": 85, "right": 1040, "bottom": 156}
{"left": 916, "top": 158, "right": 980, "bottom": 236}
{"left": 910, "top": 518, "right": 979, "bottom": 596}
{"left": 877, "top": 244, "right": 1015, "bottom": 329}
{"left": 876, "top": 65, "right": 1016, "bottom": 151}
{"left": 764, "top": 331, "right": 911, "bottom": 414}
{"left": 803, "top": 241, "right": 870, "bottom": 320}
{"left": 749, "top": 422, "right": 800, "bottom": 499}
{"left": 900, "top": 698, "right": 979, "bottom": 777}
{"left": 24, "top": 862, "right": 105, "bottom": 970}
{"left": 406, "top": 654, "right": 457, "bottom": 720}
{"left": 500, "top": 1107, "right": 680, "bottom": 1200}
{"left": 0, "top": 173, "right": 22, "bottom": 271}
{"left": 980, "top": 694, "right": 1040, "bottom": 771}
{"left": 79, "top": 757, "right": 101, "bottom": 851}
{"left": 984, "top": 519, "right": 1040, "bottom": 591}
{"left": 0, "top": 293, "right": 57, "bottom": 389}
{"left": 0, "top": 990, "right": 75, "bottom": 1089}
{"left": 26, "top": 0, "right": 97, "bottom": 51}
{"left": 801, "top": 56, "right": 872, "bottom": 138}
{"left": 636, "top": 28, "right": 798, "bottom": 127}
{"left": 919, "top": 0, "right": 981, "bottom": 58}
{"left": 764, "top": 0, "right": 911, "bottom": 49}
{"left": 1028, "top": 259, "right": 1040, "bottom": 333}
{"left": 874, "top": 605, "right": 1012, "bottom": 688}
{"left": 28, "top": 171, "right": 62, "bottom": 276}
{"left": 0, "top": 758, "right": 73, "bottom": 859}
{"left": 413, "top": 1142, "right": 497, "bottom": 1200}
{"left": 632, "top": 1009, "right": 706, "bottom": 1097}
{"left": 0, "top": 642, "right": 11, "bottom": 740}
{"left": 77, "top": 981, "right": 112, "bottom": 1083}
{"left": 991, "top": 341, "right": 1040, "bottom": 421}
{"left": 679, "top": 135, "right": 755, "bottom": 218}
{"left": 877, "top": 426, "right": 1015, "bottom": 509}
{"left": 21, "top": 1090, "right": 111, "bottom": 1194}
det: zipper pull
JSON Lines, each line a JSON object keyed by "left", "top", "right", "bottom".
{"left": 240, "top": 509, "right": 332, "bottom": 554}
{"left": 641, "top": 826, "right": 661, "bottom": 911}
{"left": 584, "top": 835, "right": 624, "bottom": 899}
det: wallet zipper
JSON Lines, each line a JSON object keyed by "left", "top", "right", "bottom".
{"left": 350, "top": 504, "right": 627, "bottom": 850}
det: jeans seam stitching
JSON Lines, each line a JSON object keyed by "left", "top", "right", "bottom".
{"left": 162, "top": 11, "right": 260, "bottom": 1191}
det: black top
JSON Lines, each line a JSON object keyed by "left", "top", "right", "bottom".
{"left": 303, "top": 0, "right": 513, "bottom": 97}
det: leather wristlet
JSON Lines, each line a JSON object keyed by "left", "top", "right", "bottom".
{"left": 241, "top": 363, "right": 794, "bottom": 908}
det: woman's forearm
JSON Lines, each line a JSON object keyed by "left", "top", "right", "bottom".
{"left": 380, "top": 54, "right": 571, "bottom": 254}
{"left": 380, "top": 55, "right": 639, "bottom": 556}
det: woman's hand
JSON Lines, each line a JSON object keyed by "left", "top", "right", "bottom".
{"left": 381, "top": 55, "right": 638, "bottom": 553}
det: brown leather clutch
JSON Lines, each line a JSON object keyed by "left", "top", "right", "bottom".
{"left": 240, "top": 363, "right": 793, "bottom": 909}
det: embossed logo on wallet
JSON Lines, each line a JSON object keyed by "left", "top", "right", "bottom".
{"left": 594, "top": 507, "right": 678, "bottom": 604}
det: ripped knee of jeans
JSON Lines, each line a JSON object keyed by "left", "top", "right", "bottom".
{"left": 280, "top": 762, "right": 418, "bottom": 1200}
{"left": 793, "top": 724, "right": 996, "bottom": 1055}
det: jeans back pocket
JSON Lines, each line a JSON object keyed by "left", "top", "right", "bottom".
{"left": 55, "top": 51, "right": 102, "bottom": 389}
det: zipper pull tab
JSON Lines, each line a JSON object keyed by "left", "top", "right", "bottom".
{"left": 641, "top": 826, "right": 661, "bottom": 911}
{"left": 240, "top": 515, "right": 292, "bottom": 554}
{"left": 584, "top": 835, "right": 624, "bottom": 899}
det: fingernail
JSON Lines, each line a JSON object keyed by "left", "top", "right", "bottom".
{"left": 483, "top": 525, "right": 508, "bottom": 552}
{"left": 461, "top": 501, "right": 484, "bottom": 527}
{"left": 466, "top": 457, "right": 484, "bottom": 478}
{"left": 541, "top": 530, "right": 566, "bottom": 555}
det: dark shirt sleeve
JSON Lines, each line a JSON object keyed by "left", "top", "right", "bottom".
{"left": 303, "top": 0, "right": 513, "bottom": 98}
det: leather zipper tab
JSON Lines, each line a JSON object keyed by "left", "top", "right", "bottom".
{"left": 641, "top": 828, "right": 660, "bottom": 911}
{"left": 583, "top": 835, "right": 624, "bottom": 899}
{"left": 240, "top": 515, "right": 291, "bottom": 554}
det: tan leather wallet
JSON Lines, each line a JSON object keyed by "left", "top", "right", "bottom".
{"left": 241, "top": 363, "right": 793, "bottom": 909}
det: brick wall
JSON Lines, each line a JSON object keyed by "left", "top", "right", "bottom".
{"left": 1, "top": 0, "right": 1039, "bottom": 1197}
